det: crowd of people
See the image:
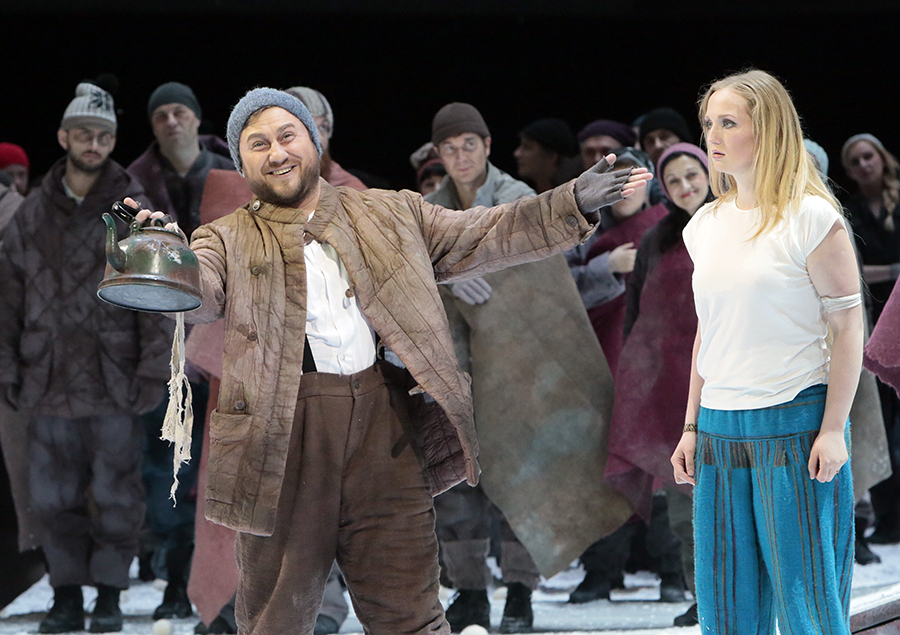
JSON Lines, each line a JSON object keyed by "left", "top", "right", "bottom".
{"left": 0, "top": 67, "right": 898, "bottom": 635}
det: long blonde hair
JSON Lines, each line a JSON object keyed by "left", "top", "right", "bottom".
{"left": 841, "top": 135, "right": 900, "bottom": 217}
{"left": 698, "top": 69, "right": 840, "bottom": 237}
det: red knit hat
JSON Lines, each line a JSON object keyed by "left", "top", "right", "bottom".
{"left": 0, "top": 143, "right": 29, "bottom": 170}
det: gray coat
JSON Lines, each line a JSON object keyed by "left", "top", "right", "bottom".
{"left": 426, "top": 163, "right": 633, "bottom": 576}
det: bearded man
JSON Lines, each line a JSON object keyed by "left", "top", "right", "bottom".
{"left": 133, "top": 88, "right": 650, "bottom": 635}
{"left": 0, "top": 82, "right": 172, "bottom": 633}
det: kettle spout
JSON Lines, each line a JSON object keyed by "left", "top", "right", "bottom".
{"left": 103, "top": 213, "right": 127, "bottom": 272}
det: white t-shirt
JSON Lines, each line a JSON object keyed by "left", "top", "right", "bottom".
{"left": 682, "top": 195, "right": 843, "bottom": 410}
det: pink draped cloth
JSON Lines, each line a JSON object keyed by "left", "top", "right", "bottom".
{"left": 585, "top": 203, "right": 668, "bottom": 374}
{"left": 185, "top": 169, "right": 249, "bottom": 625}
{"left": 864, "top": 281, "right": 900, "bottom": 394}
{"left": 604, "top": 242, "right": 695, "bottom": 517}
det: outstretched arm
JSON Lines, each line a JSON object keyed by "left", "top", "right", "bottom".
{"left": 419, "top": 154, "right": 651, "bottom": 281}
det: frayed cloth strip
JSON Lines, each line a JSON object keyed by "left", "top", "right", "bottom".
{"left": 160, "top": 312, "right": 193, "bottom": 502}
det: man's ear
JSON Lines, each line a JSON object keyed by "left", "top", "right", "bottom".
{"left": 57, "top": 128, "right": 69, "bottom": 152}
{"left": 483, "top": 136, "right": 492, "bottom": 159}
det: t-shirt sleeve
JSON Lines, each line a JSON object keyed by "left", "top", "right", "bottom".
{"left": 682, "top": 202, "right": 709, "bottom": 261}
{"left": 795, "top": 196, "right": 843, "bottom": 257}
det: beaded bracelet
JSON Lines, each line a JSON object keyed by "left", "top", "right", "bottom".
{"left": 683, "top": 423, "right": 697, "bottom": 433}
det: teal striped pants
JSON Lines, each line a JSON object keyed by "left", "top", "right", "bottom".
{"left": 694, "top": 385, "right": 854, "bottom": 635}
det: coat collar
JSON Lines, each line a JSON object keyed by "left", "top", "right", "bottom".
{"left": 247, "top": 178, "right": 341, "bottom": 236}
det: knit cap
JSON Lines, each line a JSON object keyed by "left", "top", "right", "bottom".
{"left": 0, "top": 142, "right": 29, "bottom": 170}
{"left": 613, "top": 147, "right": 655, "bottom": 174}
{"left": 431, "top": 103, "right": 490, "bottom": 146}
{"left": 576, "top": 119, "right": 636, "bottom": 147}
{"left": 226, "top": 88, "right": 322, "bottom": 175}
{"left": 61, "top": 82, "right": 117, "bottom": 134}
{"left": 147, "top": 82, "right": 202, "bottom": 120}
{"left": 639, "top": 108, "right": 692, "bottom": 146}
{"left": 656, "top": 142, "right": 709, "bottom": 201}
{"left": 285, "top": 86, "right": 334, "bottom": 139}
{"left": 803, "top": 139, "right": 829, "bottom": 177}
{"left": 519, "top": 118, "right": 578, "bottom": 157}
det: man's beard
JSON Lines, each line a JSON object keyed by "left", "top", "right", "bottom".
{"left": 68, "top": 149, "right": 107, "bottom": 175}
{"left": 250, "top": 159, "right": 320, "bottom": 208}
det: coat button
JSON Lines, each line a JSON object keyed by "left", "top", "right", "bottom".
{"left": 566, "top": 215, "right": 578, "bottom": 227}
{"left": 252, "top": 200, "right": 260, "bottom": 211}
{"left": 251, "top": 265, "right": 262, "bottom": 275}
{"left": 247, "top": 331, "right": 258, "bottom": 341}
{"left": 345, "top": 288, "right": 354, "bottom": 298}
{"left": 353, "top": 381, "right": 361, "bottom": 390}
{"left": 234, "top": 400, "right": 246, "bottom": 411}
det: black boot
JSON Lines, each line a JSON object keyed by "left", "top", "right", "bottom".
{"left": 673, "top": 602, "right": 698, "bottom": 627}
{"left": 856, "top": 516, "right": 882, "bottom": 565}
{"left": 568, "top": 569, "right": 611, "bottom": 603}
{"left": 499, "top": 582, "right": 533, "bottom": 633}
{"left": 39, "top": 585, "right": 85, "bottom": 634}
{"left": 659, "top": 573, "right": 686, "bottom": 603}
{"left": 154, "top": 543, "right": 194, "bottom": 619}
{"left": 90, "top": 585, "right": 123, "bottom": 633}
{"left": 444, "top": 589, "right": 490, "bottom": 632}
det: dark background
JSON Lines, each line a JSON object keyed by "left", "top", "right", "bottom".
{"left": 2, "top": 1, "right": 897, "bottom": 195}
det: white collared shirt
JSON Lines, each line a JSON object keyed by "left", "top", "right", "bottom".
{"left": 304, "top": 213, "right": 377, "bottom": 375}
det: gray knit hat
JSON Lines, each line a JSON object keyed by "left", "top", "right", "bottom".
{"left": 803, "top": 139, "right": 829, "bottom": 177}
{"left": 61, "top": 82, "right": 117, "bottom": 134}
{"left": 432, "top": 103, "right": 490, "bottom": 146}
{"left": 284, "top": 86, "right": 333, "bottom": 139}
{"left": 226, "top": 88, "right": 322, "bottom": 174}
{"left": 147, "top": 82, "right": 202, "bottom": 120}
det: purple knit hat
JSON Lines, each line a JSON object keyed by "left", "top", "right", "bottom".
{"left": 576, "top": 119, "right": 636, "bottom": 147}
{"left": 656, "top": 142, "right": 709, "bottom": 201}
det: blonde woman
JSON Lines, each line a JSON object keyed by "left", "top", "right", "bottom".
{"left": 841, "top": 134, "right": 900, "bottom": 546}
{"left": 671, "top": 70, "right": 861, "bottom": 634}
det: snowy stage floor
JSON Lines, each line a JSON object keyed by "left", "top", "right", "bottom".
{"left": 4, "top": 542, "right": 900, "bottom": 635}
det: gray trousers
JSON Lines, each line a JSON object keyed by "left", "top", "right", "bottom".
{"left": 320, "top": 562, "right": 349, "bottom": 625}
{"left": 29, "top": 413, "right": 144, "bottom": 589}
{"left": 664, "top": 486, "right": 695, "bottom": 595}
{"left": 434, "top": 482, "right": 540, "bottom": 590}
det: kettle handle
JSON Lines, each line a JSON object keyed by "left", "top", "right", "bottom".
{"left": 111, "top": 201, "right": 165, "bottom": 228}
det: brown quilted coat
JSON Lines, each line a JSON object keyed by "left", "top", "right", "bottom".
{"left": 0, "top": 158, "right": 172, "bottom": 417}
{"left": 184, "top": 178, "right": 596, "bottom": 536}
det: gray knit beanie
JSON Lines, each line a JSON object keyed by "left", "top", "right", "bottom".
{"left": 61, "top": 82, "right": 117, "bottom": 134}
{"left": 226, "top": 88, "right": 322, "bottom": 174}
{"left": 803, "top": 139, "right": 829, "bottom": 177}
{"left": 147, "top": 82, "right": 202, "bottom": 120}
{"left": 432, "top": 103, "right": 490, "bottom": 146}
{"left": 284, "top": 86, "right": 333, "bottom": 139}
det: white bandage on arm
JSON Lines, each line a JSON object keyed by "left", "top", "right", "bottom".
{"left": 820, "top": 293, "right": 862, "bottom": 313}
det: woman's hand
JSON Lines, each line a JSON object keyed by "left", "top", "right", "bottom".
{"left": 671, "top": 431, "right": 697, "bottom": 486}
{"left": 808, "top": 429, "right": 848, "bottom": 483}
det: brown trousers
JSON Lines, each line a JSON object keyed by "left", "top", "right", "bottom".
{"left": 235, "top": 363, "right": 449, "bottom": 635}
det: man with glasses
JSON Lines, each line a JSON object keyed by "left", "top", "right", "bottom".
{"left": 0, "top": 81, "right": 172, "bottom": 633}
{"left": 425, "top": 103, "right": 627, "bottom": 633}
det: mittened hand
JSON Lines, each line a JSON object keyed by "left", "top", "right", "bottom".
{"left": 451, "top": 277, "right": 493, "bottom": 305}
{"left": 573, "top": 154, "right": 652, "bottom": 214}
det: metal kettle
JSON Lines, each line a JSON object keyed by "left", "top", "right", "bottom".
{"left": 97, "top": 201, "right": 202, "bottom": 312}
